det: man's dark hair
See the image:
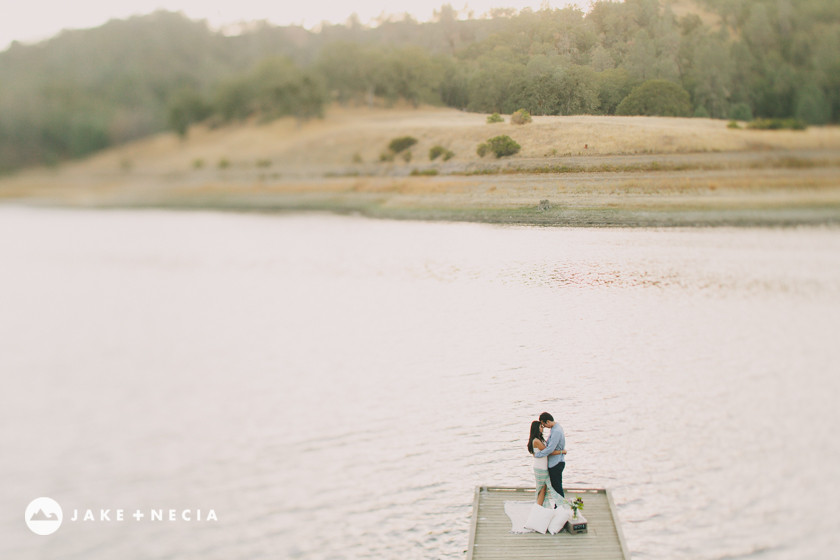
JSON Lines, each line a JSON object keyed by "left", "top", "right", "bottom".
{"left": 539, "top": 412, "right": 554, "bottom": 423}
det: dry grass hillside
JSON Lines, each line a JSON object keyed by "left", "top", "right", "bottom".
{"left": 41, "top": 106, "right": 840, "bottom": 174}
{"left": 2, "top": 106, "right": 840, "bottom": 226}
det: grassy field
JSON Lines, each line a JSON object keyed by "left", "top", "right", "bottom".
{"left": 2, "top": 106, "right": 840, "bottom": 226}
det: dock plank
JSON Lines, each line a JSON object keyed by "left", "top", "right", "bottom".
{"left": 467, "top": 487, "right": 627, "bottom": 560}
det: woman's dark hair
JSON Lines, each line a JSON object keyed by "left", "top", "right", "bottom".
{"left": 527, "top": 420, "right": 544, "bottom": 455}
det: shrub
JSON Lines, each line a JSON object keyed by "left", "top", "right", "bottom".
{"left": 401, "top": 150, "right": 412, "bottom": 163}
{"left": 787, "top": 119, "right": 808, "bottom": 131}
{"left": 429, "top": 145, "right": 455, "bottom": 161}
{"left": 388, "top": 136, "right": 418, "bottom": 153}
{"left": 486, "top": 112, "right": 504, "bottom": 124}
{"left": 747, "top": 118, "right": 807, "bottom": 131}
{"left": 410, "top": 168, "right": 439, "bottom": 176}
{"left": 218, "top": 158, "right": 230, "bottom": 169}
{"left": 192, "top": 158, "right": 205, "bottom": 169}
{"left": 485, "top": 135, "right": 521, "bottom": 158}
{"left": 616, "top": 80, "right": 692, "bottom": 117}
{"left": 510, "top": 109, "right": 532, "bottom": 125}
{"left": 727, "top": 120, "right": 741, "bottom": 129}
{"left": 729, "top": 103, "right": 753, "bottom": 122}
{"left": 477, "top": 143, "right": 489, "bottom": 157}
{"left": 379, "top": 151, "right": 395, "bottom": 162}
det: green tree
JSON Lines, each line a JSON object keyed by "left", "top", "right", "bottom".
{"left": 167, "top": 88, "right": 211, "bottom": 137}
{"left": 380, "top": 46, "right": 444, "bottom": 106}
{"left": 466, "top": 58, "right": 526, "bottom": 114}
{"left": 252, "top": 57, "right": 326, "bottom": 119}
{"left": 589, "top": 45, "right": 615, "bottom": 71}
{"left": 316, "top": 42, "right": 385, "bottom": 106}
{"left": 597, "top": 68, "right": 633, "bottom": 115}
{"left": 684, "top": 37, "right": 733, "bottom": 119}
{"left": 795, "top": 84, "right": 831, "bottom": 125}
{"left": 553, "top": 65, "right": 600, "bottom": 115}
{"left": 729, "top": 102, "right": 753, "bottom": 121}
{"left": 616, "top": 79, "right": 692, "bottom": 117}
{"left": 812, "top": 25, "right": 840, "bottom": 122}
{"left": 439, "top": 58, "right": 470, "bottom": 109}
{"left": 519, "top": 62, "right": 560, "bottom": 115}
{"left": 213, "top": 76, "right": 256, "bottom": 122}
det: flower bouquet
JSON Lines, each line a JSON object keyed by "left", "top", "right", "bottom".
{"left": 567, "top": 496, "right": 588, "bottom": 534}
{"left": 571, "top": 497, "right": 584, "bottom": 519}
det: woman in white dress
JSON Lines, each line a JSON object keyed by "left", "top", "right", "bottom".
{"left": 527, "top": 420, "right": 565, "bottom": 507}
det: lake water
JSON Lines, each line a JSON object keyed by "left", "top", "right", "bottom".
{"left": 2, "top": 206, "right": 839, "bottom": 559}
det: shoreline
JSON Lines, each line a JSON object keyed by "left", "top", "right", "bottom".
{"left": 4, "top": 162, "right": 839, "bottom": 228}
{"left": 2, "top": 109, "right": 840, "bottom": 228}
{"left": 6, "top": 189, "right": 840, "bottom": 228}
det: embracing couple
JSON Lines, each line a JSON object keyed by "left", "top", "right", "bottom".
{"left": 527, "top": 412, "right": 566, "bottom": 508}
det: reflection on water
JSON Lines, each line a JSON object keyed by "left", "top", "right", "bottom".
{"left": 1, "top": 207, "right": 839, "bottom": 559}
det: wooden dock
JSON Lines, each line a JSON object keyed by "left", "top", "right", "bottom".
{"left": 466, "top": 487, "right": 629, "bottom": 560}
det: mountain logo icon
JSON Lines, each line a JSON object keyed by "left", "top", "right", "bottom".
{"left": 25, "top": 497, "right": 63, "bottom": 535}
{"left": 30, "top": 509, "right": 59, "bottom": 521}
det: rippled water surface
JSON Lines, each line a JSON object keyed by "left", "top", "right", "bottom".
{"left": 2, "top": 207, "right": 839, "bottom": 559}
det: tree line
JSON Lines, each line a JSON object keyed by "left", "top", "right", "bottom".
{"left": 1, "top": 0, "right": 838, "bottom": 172}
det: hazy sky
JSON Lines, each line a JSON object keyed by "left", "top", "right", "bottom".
{"left": 1, "top": 0, "right": 582, "bottom": 50}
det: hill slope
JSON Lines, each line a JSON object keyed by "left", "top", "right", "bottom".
{"left": 2, "top": 107, "right": 840, "bottom": 227}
